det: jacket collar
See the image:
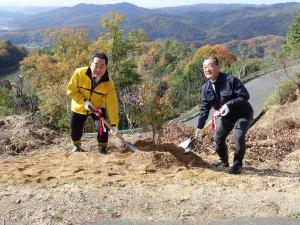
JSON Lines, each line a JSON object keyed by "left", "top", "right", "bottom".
{"left": 214, "top": 72, "right": 226, "bottom": 84}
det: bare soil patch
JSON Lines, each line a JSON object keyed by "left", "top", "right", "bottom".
{"left": 0, "top": 99, "right": 300, "bottom": 225}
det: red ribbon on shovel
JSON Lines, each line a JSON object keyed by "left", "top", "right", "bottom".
{"left": 94, "top": 108, "right": 103, "bottom": 136}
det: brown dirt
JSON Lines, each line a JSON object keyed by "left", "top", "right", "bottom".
{"left": 0, "top": 98, "right": 300, "bottom": 225}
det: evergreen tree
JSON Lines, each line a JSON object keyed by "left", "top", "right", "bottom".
{"left": 98, "top": 12, "right": 141, "bottom": 90}
{"left": 284, "top": 10, "right": 300, "bottom": 58}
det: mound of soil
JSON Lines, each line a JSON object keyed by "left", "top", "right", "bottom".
{"left": 133, "top": 140, "right": 208, "bottom": 168}
{"left": 0, "top": 115, "right": 61, "bottom": 158}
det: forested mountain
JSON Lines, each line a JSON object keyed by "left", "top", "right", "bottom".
{"left": 135, "top": 2, "right": 298, "bottom": 46}
{"left": 223, "top": 35, "right": 286, "bottom": 58}
{"left": 158, "top": 3, "right": 254, "bottom": 14}
{"left": 0, "top": 6, "right": 59, "bottom": 15}
{"left": 0, "top": 2, "right": 299, "bottom": 46}
{"left": 2, "top": 3, "right": 150, "bottom": 28}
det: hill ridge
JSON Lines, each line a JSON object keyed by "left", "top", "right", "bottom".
{"left": 0, "top": 2, "right": 299, "bottom": 46}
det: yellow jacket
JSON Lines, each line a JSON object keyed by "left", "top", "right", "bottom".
{"left": 67, "top": 66, "right": 119, "bottom": 126}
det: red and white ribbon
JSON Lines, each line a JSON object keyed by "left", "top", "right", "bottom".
{"left": 212, "top": 110, "right": 221, "bottom": 132}
{"left": 94, "top": 108, "right": 103, "bottom": 136}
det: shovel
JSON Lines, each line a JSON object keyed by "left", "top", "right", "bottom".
{"left": 178, "top": 137, "right": 195, "bottom": 154}
{"left": 101, "top": 117, "right": 139, "bottom": 153}
{"left": 90, "top": 106, "right": 139, "bottom": 153}
{"left": 178, "top": 121, "right": 213, "bottom": 154}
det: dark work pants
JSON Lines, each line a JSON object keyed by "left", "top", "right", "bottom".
{"left": 70, "top": 109, "right": 109, "bottom": 144}
{"left": 214, "top": 111, "right": 253, "bottom": 166}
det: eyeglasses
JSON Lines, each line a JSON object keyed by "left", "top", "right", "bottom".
{"left": 203, "top": 63, "right": 215, "bottom": 70}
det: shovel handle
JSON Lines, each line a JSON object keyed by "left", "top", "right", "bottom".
{"left": 100, "top": 115, "right": 139, "bottom": 152}
{"left": 100, "top": 117, "right": 129, "bottom": 145}
{"left": 89, "top": 106, "right": 128, "bottom": 144}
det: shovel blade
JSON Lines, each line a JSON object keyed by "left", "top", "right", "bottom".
{"left": 183, "top": 146, "right": 192, "bottom": 154}
{"left": 126, "top": 142, "right": 139, "bottom": 153}
{"left": 178, "top": 137, "right": 194, "bottom": 153}
{"left": 178, "top": 137, "right": 192, "bottom": 149}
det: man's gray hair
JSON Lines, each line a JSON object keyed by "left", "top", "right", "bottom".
{"left": 205, "top": 56, "right": 219, "bottom": 66}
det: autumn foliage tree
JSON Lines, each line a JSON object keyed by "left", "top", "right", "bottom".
{"left": 137, "top": 40, "right": 191, "bottom": 82}
{"left": 189, "top": 44, "right": 236, "bottom": 68}
{"left": 137, "top": 42, "right": 162, "bottom": 80}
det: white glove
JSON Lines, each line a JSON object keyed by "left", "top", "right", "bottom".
{"left": 219, "top": 104, "right": 229, "bottom": 116}
{"left": 84, "top": 100, "right": 94, "bottom": 111}
{"left": 110, "top": 126, "right": 118, "bottom": 135}
{"left": 213, "top": 110, "right": 221, "bottom": 117}
{"left": 195, "top": 128, "right": 203, "bottom": 140}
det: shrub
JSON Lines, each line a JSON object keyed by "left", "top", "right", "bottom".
{"left": 0, "top": 77, "right": 41, "bottom": 124}
{"left": 264, "top": 71, "right": 300, "bottom": 108}
{"left": 0, "top": 87, "right": 14, "bottom": 116}
{"left": 129, "top": 82, "right": 174, "bottom": 143}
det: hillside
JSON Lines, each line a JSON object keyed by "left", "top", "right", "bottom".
{"left": 0, "top": 2, "right": 299, "bottom": 46}
{"left": 133, "top": 2, "right": 299, "bottom": 46}
{"left": 0, "top": 91, "right": 299, "bottom": 224}
{"left": 159, "top": 3, "right": 253, "bottom": 14}
{"left": 0, "top": 6, "right": 60, "bottom": 15}
{"left": 223, "top": 35, "right": 286, "bottom": 58}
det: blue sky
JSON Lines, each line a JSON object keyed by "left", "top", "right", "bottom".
{"left": 0, "top": 0, "right": 299, "bottom": 8}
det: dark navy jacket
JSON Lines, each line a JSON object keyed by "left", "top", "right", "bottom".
{"left": 197, "top": 72, "right": 253, "bottom": 129}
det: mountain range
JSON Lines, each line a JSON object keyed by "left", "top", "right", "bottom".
{"left": 0, "top": 2, "right": 299, "bottom": 46}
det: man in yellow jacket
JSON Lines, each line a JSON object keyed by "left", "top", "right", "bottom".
{"left": 67, "top": 52, "right": 119, "bottom": 154}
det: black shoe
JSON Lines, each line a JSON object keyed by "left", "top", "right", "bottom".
{"left": 100, "top": 147, "right": 109, "bottom": 155}
{"left": 209, "top": 159, "right": 229, "bottom": 168}
{"left": 229, "top": 164, "right": 242, "bottom": 174}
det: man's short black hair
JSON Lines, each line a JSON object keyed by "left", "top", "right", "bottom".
{"left": 92, "top": 52, "right": 108, "bottom": 65}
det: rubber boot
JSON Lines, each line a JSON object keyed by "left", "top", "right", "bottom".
{"left": 71, "top": 140, "right": 81, "bottom": 152}
{"left": 209, "top": 159, "right": 229, "bottom": 168}
{"left": 229, "top": 161, "right": 243, "bottom": 174}
{"left": 99, "top": 143, "right": 108, "bottom": 155}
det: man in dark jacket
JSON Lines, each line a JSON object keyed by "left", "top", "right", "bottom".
{"left": 196, "top": 56, "right": 253, "bottom": 174}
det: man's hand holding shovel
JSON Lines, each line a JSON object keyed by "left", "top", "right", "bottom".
{"left": 110, "top": 126, "right": 118, "bottom": 135}
{"left": 219, "top": 104, "right": 229, "bottom": 116}
{"left": 195, "top": 128, "right": 204, "bottom": 140}
{"left": 84, "top": 100, "right": 94, "bottom": 111}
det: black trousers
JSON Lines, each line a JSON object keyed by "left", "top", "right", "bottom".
{"left": 214, "top": 111, "right": 253, "bottom": 166}
{"left": 70, "top": 109, "right": 109, "bottom": 144}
